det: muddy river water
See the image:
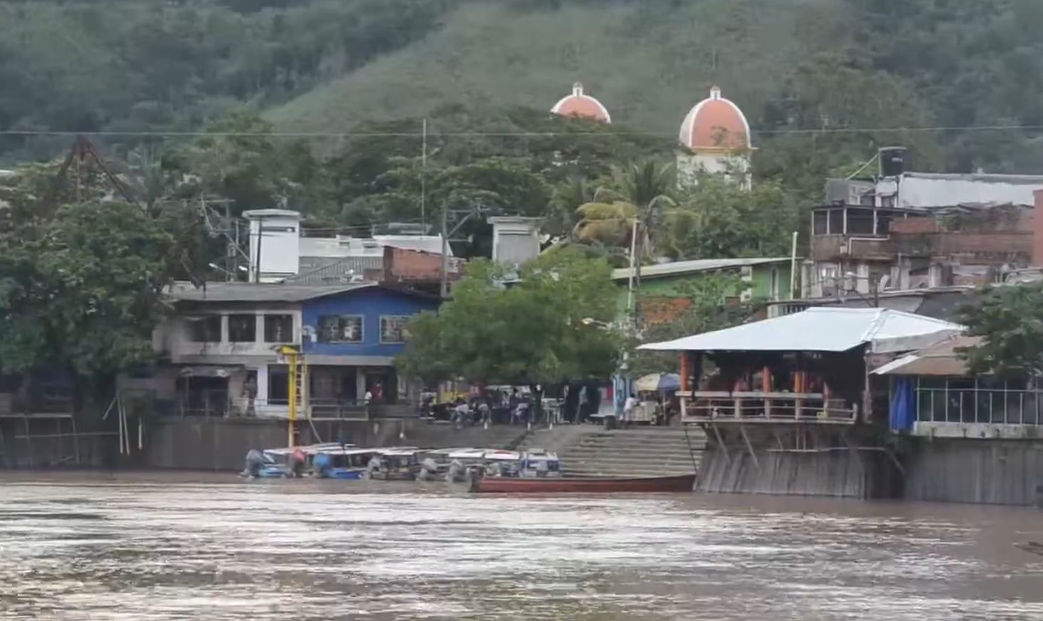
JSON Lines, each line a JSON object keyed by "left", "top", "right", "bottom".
{"left": 2, "top": 472, "right": 1043, "bottom": 620}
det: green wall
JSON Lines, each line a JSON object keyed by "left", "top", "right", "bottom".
{"left": 613, "top": 262, "right": 793, "bottom": 317}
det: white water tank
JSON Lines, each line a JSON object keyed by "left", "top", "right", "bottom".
{"left": 244, "top": 209, "right": 301, "bottom": 282}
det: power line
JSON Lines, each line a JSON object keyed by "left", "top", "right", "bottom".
{"left": 3, "top": 123, "right": 1043, "bottom": 140}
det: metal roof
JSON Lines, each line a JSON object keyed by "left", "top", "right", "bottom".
{"left": 872, "top": 336, "right": 981, "bottom": 376}
{"left": 168, "top": 282, "right": 376, "bottom": 303}
{"left": 611, "top": 257, "right": 790, "bottom": 281}
{"left": 292, "top": 255, "right": 383, "bottom": 284}
{"left": 639, "top": 307, "right": 963, "bottom": 354}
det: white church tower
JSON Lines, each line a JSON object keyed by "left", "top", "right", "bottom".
{"left": 676, "top": 86, "right": 753, "bottom": 189}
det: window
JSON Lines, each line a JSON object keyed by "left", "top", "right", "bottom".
{"left": 264, "top": 314, "right": 294, "bottom": 343}
{"left": 317, "top": 315, "right": 363, "bottom": 343}
{"left": 380, "top": 316, "right": 411, "bottom": 343}
{"left": 847, "top": 208, "right": 875, "bottom": 235}
{"left": 228, "top": 314, "right": 257, "bottom": 343}
{"left": 812, "top": 210, "right": 828, "bottom": 235}
{"left": 268, "top": 365, "right": 289, "bottom": 404}
{"left": 827, "top": 209, "right": 843, "bottom": 234}
{"left": 188, "top": 316, "right": 222, "bottom": 343}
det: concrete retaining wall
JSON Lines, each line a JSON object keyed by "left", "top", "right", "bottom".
{"left": 904, "top": 438, "right": 1043, "bottom": 506}
{"left": 138, "top": 418, "right": 530, "bottom": 471}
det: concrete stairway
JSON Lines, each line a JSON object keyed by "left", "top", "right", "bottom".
{"left": 555, "top": 427, "right": 707, "bottom": 478}
{"left": 514, "top": 424, "right": 603, "bottom": 455}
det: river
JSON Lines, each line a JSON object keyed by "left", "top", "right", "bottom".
{"left": 1, "top": 472, "right": 1042, "bottom": 620}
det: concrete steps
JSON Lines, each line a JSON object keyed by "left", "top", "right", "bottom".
{"left": 558, "top": 427, "right": 706, "bottom": 478}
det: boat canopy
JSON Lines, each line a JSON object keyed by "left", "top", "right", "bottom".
{"left": 425, "top": 447, "right": 475, "bottom": 456}
{"left": 446, "top": 449, "right": 520, "bottom": 461}
{"left": 638, "top": 307, "right": 963, "bottom": 355}
{"left": 378, "top": 447, "right": 421, "bottom": 456}
{"left": 264, "top": 442, "right": 355, "bottom": 457}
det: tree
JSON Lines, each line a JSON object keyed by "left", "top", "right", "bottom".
{"left": 664, "top": 174, "right": 800, "bottom": 260}
{"left": 397, "top": 249, "right": 621, "bottom": 389}
{"left": 573, "top": 160, "right": 676, "bottom": 290}
{"left": 958, "top": 284, "right": 1043, "bottom": 379}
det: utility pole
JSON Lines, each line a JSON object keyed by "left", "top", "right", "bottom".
{"left": 421, "top": 118, "right": 427, "bottom": 231}
{"left": 439, "top": 204, "right": 449, "bottom": 298}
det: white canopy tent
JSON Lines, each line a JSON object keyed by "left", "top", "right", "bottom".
{"left": 638, "top": 307, "right": 963, "bottom": 355}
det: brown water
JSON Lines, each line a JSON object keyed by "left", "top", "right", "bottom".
{"left": 2, "top": 473, "right": 1043, "bottom": 620}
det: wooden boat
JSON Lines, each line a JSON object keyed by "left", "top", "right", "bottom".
{"left": 468, "top": 473, "right": 696, "bottom": 494}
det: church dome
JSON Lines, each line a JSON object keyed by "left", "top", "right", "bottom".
{"left": 678, "top": 86, "right": 750, "bottom": 151}
{"left": 551, "top": 82, "right": 611, "bottom": 123}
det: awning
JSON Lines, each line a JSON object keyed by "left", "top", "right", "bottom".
{"left": 639, "top": 307, "right": 963, "bottom": 354}
{"left": 178, "top": 365, "right": 244, "bottom": 379}
{"left": 634, "top": 373, "right": 681, "bottom": 392}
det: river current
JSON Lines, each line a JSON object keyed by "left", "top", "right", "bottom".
{"left": 2, "top": 472, "right": 1042, "bottom": 620}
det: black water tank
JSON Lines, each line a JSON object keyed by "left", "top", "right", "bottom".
{"left": 879, "top": 147, "right": 907, "bottom": 177}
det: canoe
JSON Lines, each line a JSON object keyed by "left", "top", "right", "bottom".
{"left": 469, "top": 474, "right": 696, "bottom": 494}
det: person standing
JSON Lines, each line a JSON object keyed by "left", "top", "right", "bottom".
{"left": 623, "top": 393, "right": 638, "bottom": 428}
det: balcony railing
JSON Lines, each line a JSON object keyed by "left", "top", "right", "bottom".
{"left": 683, "top": 391, "right": 858, "bottom": 424}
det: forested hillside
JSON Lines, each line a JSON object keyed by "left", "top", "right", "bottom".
{"left": 2, "top": 0, "right": 1043, "bottom": 173}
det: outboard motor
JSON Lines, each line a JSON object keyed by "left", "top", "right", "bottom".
{"left": 243, "top": 449, "right": 264, "bottom": 479}
{"left": 446, "top": 459, "right": 468, "bottom": 484}
{"left": 367, "top": 455, "right": 383, "bottom": 479}
{"left": 312, "top": 452, "right": 332, "bottom": 479}
{"left": 417, "top": 457, "right": 440, "bottom": 482}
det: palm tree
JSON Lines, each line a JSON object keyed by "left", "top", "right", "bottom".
{"left": 572, "top": 160, "right": 677, "bottom": 315}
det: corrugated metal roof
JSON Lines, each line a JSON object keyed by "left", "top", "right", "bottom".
{"left": 292, "top": 255, "right": 383, "bottom": 284}
{"left": 611, "top": 257, "right": 790, "bottom": 281}
{"left": 872, "top": 336, "right": 981, "bottom": 376}
{"left": 639, "top": 307, "right": 963, "bottom": 354}
{"left": 168, "top": 282, "right": 376, "bottom": 303}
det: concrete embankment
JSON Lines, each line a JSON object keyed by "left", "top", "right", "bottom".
{"left": 0, "top": 416, "right": 532, "bottom": 471}
{"left": 693, "top": 426, "right": 903, "bottom": 500}
{"left": 903, "top": 438, "right": 1043, "bottom": 506}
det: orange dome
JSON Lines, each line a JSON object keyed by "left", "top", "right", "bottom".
{"left": 679, "top": 86, "right": 750, "bottom": 151}
{"left": 551, "top": 82, "right": 611, "bottom": 123}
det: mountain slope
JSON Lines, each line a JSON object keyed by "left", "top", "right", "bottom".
{"left": 266, "top": 0, "right": 854, "bottom": 136}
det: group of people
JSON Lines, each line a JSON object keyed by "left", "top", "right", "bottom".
{"left": 450, "top": 391, "right": 534, "bottom": 427}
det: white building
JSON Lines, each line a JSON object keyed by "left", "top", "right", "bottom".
{"left": 242, "top": 209, "right": 450, "bottom": 284}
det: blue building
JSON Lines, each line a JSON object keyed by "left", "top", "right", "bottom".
{"left": 156, "top": 282, "right": 438, "bottom": 418}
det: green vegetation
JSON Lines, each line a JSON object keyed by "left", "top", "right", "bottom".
{"left": 397, "top": 249, "right": 621, "bottom": 387}
{"left": 959, "top": 284, "right": 1043, "bottom": 379}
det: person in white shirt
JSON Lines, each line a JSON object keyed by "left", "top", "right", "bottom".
{"left": 623, "top": 393, "right": 638, "bottom": 426}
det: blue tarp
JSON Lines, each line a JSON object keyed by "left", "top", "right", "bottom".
{"left": 889, "top": 377, "right": 916, "bottom": 433}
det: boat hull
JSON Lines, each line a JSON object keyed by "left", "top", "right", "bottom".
{"left": 470, "top": 474, "right": 696, "bottom": 494}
